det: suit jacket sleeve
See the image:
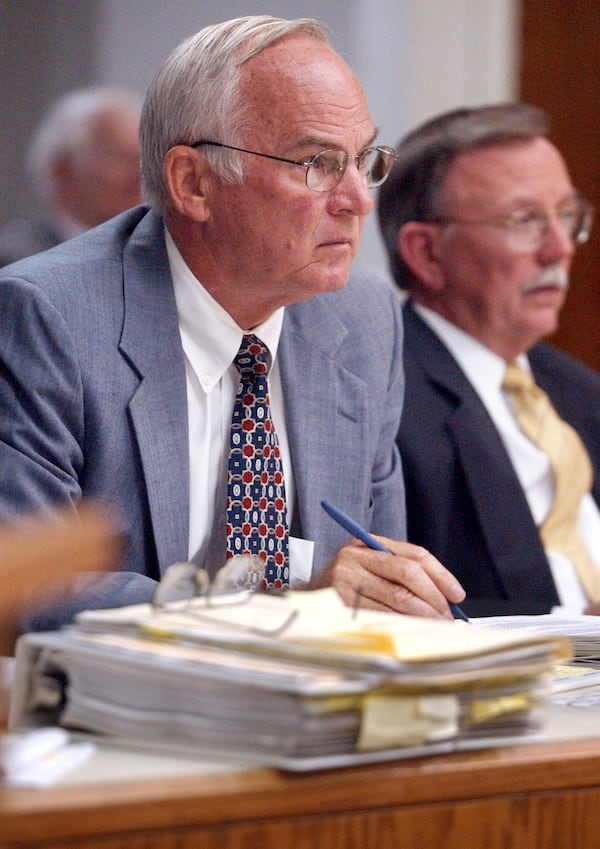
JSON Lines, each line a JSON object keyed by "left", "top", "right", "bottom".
{"left": 0, "top": 210, "right": 182, "bottom": 629}
{"left": 0, "top": 276, "right": 161, "bottom": 629}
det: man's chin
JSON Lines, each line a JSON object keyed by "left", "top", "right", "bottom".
{"left": 310, "top": 263, "right": 353, "bottom": 295}
{"left": 526, "top": 310, "right": 561, "bottom": 342}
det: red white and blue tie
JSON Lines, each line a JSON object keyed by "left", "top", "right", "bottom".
{"left": 225, "top": 334, "right": 289, "bottom": 590}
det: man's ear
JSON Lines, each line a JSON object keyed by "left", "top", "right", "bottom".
{"left": 397, "top": 221, "right": 445, "bottom": 291}
{"left": 163, "top": 146, "right": 212, "bottom": 221}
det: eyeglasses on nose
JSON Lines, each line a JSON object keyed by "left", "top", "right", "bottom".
{"left": 190, "top": 140, "right": 398, "bottom": 192}
{"left": 427, "top": 197, "right": 594, "bottom": 253}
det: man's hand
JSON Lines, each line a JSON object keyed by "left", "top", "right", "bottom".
{"left": 313, "top": 536, "right": 466, "bottom": 620}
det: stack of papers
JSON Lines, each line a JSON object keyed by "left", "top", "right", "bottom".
{"left": 473, "top": 614, "right": 600, "bottom": 699}
{"left": 474, "top": 613, "right": 600, "bottom": 660}
{"left": 9, "top": 590, "right": 571, "bottom": 771}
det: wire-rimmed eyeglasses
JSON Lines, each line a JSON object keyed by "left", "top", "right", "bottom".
{"left": 151, "top": 555, "right": 298, "bottom": 638}
{"left": 426, "top": 196, "right": 595, "bottom": 254}
{"left": 190, "top": 140, "right": 398, "bottom": 192}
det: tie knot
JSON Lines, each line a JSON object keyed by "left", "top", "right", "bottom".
{"left": 502, "top": 362, "right": 536, "bottom": 395}
{"left": 234, "top": 334, "right": 271, "bottom": 383}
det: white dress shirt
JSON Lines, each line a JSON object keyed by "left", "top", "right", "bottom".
{"left": 415, "top": 303, "right": 600, "bottom": 612}
{"left": 165, "top": 229, "right": 313, "bottom": 586}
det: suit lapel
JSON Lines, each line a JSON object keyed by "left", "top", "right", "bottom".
{"left": 279, "top": 300, "right": 371, "bottom": 572}
{"left": 448, "top": 400, "right": 558, "bottom": 599}
{"left": 119, "top": 212, "right": 189, "bottom": 572}
{"left": 404, "top": 303, "right": 559, "bottom": 602}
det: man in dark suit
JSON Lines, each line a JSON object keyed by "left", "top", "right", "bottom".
{"left": 377, "top": 103, "right": 600, "bottom": 616}
{"left": 0, "top": 86, "right": 142, "bottom": 266}
{"left": 0, "top": 16, "right": 464, "bottom": 630}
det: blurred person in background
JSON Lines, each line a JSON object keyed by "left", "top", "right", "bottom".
{"left": 0, "top": 86, "right": 142, "bottom": 266}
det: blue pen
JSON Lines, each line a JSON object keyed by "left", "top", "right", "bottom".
{"left": 320, "top": 499, "right": 469, "bottom": 622}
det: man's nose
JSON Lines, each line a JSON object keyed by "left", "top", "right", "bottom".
{"left": 328, "top": 161, "right": 375, "bottom": 216}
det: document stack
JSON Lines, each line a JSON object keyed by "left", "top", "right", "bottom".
{"left": 474, "top": 613, "right": 600, "bottom": 661}
{"left": 9, "top": 589, "right": 571, "bottom": 771}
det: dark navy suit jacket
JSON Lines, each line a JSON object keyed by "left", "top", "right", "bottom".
{"left": 399, "top": 300, "right": 600, "bottom": 616}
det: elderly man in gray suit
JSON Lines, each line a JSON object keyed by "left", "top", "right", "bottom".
{"left": 0, "top": 16, "right": 464, "bottom": 630}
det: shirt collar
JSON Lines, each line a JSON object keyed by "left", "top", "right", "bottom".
{"left": 165, "top": 228, "right": 284, "bottom": 390}
{"left": 413, "top": 302, "right": 530, "bottom": 397}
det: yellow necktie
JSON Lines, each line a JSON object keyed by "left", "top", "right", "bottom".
{"left": 502, "top": 362, "right": 600, "bottom": 602}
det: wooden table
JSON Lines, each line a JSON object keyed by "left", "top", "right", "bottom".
{"left": 3, "top": 731, "right": 600, "bottom": 849}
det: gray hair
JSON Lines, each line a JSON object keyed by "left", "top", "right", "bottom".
{"left": 140, "top": 15, "right": 330, "bottom": 212}
{"left": 27, "top": 86, "right": 143, "bottom": 207}
{"left": 377, "top": 102, "right": 551, "bottom": 288}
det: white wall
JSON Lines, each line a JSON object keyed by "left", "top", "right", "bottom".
{"left": 349, "top": 0, "right": 521, "bottom": 278}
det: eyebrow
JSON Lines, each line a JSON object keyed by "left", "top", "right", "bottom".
{"left": 291, "top": 129, "right": 380, "bottom": 154}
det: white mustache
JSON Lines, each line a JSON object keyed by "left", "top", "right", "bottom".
{"left": 522, "top": 265, "right": 569, "bottom": 294}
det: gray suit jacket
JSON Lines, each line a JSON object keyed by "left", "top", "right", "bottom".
{"left": 0, "top": 207, "right": 406, "bottom": 627}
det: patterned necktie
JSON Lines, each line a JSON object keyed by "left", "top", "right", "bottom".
{"left": 225, "top": 334, "right": 289, "bottom": 590}
{"left": 502, "top": 362, "right": 600, "bottom": 602}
